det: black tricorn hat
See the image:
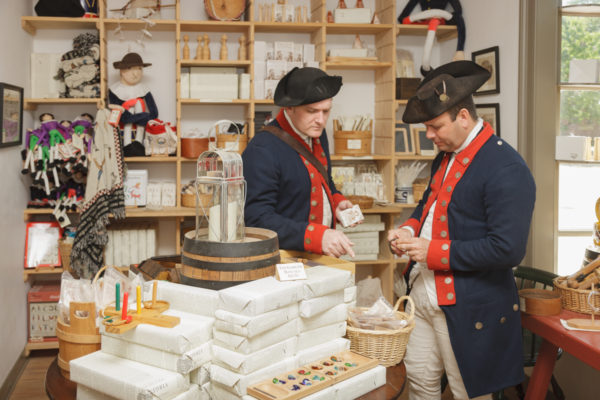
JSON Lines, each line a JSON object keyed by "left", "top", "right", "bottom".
{"left": 274, "top": 67, "right": 342, "bottom": 107}
{"left": 402, "top": 61, "right": 490, "bottom": 123}
{"left": 113, "top": 53, "right": 152, "bottom": 69}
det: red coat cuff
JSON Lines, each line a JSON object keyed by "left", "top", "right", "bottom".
{"left": 332, "top": 193, "right": 347, "bottom": 212}
{"left": 400, "top": 218, "right": 420, "bottom": 234}
{"left": 303, "top": 223, "right": 328, "bottom": 254}
{"left": 427, "top": 239, "right": 452, "bottom": 271}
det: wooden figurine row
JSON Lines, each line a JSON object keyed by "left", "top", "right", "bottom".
{"left": 182, "top": 34, "right": 247, "bottom": 61}
{"left": 257, "top": 1, "right": 309, "bottom": 23}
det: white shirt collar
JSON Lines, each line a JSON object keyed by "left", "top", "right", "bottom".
{"left": 283, "top": 109, "right": 312, "bottom": 149}
{"left": 454, "top": 117, "right": 483, "bottom": 154}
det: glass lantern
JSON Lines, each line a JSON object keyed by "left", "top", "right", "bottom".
{"left": 195, "top": 150, "right": 246, "bottom": 242}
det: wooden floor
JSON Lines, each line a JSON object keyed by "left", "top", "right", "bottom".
{"left": 7, "top": 350, "right": 554, "bottom": 400}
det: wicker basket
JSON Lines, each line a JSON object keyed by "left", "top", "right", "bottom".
{"left": 181, "top": 193, "right": 213, "bottom": 208}
{"left": 58, "top": 239, "right": 73, "bottom": 273}
{"left": 412, "top": 179, "right": 428, "bottom": 202}
{"left": 346, "top": 195, "right": 374, "bottom": 210}
{"left": 346, "top": 296, "right": 415, "bottom": 367}
{"left": 333, "top": 120, "right": 372, "bottom": 156}
{"left": 553, "top": 276, "right": 600, "bottom": 314}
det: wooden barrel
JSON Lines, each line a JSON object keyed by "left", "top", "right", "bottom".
{"left": 55, "top": 302, "right": 101, "bottom": 380}
{"left": 181, "top": 227, "right": 280, "bottom": 290}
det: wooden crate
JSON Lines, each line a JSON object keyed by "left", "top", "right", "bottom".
{"left": 279, "top": 249, "right": 355, "bottom": 275}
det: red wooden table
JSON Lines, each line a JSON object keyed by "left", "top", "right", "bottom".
{"left": 521, "top": 309, "right": 600, "bottom": 400}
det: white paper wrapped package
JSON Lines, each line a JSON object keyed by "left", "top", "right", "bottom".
{"left": 297, "top": 321, "right": 347, "bottom": 351}
{"left": 300, "top": 303, "right": 347, "bottom": 332}
{"left": 332, "top": 364, "right": 386, "bottom": 399}
{"left": 101, "top": 335, "right": 212, "bottom": 374}
{"left": 190, "top": 363, "right": 211, "bottom": 385}
{"left": 213, "top": 318, "right": 298, "bottom": 354}
{"left": 209, "top": 382, "right": 260, "bottom": 400}
{"left": 344, "top": 286, "right": 357, "bottom": 303}
{"left": 101, "top": 309, "right": 214, "bottom": 354}
{"left": 299, "top": 290, "right": 345, "bottom": 318}
{"left": 218, "top": 277, "right": 303, "bottom": 316}
{"left": 143, "top": 280, "right": 218, "bottom": 316}
{"left": 70, "top": 351, "right": 189, "bottom": 400}
{"left": 77, "top": 385, "right": 118, "bottom": 400}
{"left": 295, "top": 337, "right": 350, "bottom": 366}
{"left": 302, "top": 266, "right": 353, "bottom": 299}
{"left": 214, "top": 303, "right": 298, "bottom": 338}
{"left": 212, "top": 337, "right": 297, "bottom": 374}
{"left": 210, "top": 357, "right": 296, "bottom": 396}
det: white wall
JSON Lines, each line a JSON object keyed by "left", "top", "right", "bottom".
{"left": 0, "top": 1, "right": 34, "bottom": 387}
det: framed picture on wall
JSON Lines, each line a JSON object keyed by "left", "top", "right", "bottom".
{"left": 412, "top": 125, "right": 436, "bottom": 156}
{"left": 395, "top": 123, "right": 414, "bottom": 154}
{"left": 472, "top": 46, "right": 499, "bottom": 95}
{"left": 476, "top": 103, "right": 501, "bottom": 137}
{"left": 0, "top": 82, "right": 23, "bottom": 148}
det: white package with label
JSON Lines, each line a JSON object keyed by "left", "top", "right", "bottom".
{"left": 190, "top": 362, "right": 211, "bottom": 385}
{"left": 76, "top": 385, "right": 117, "bottom": 400}
{"left": 300, "top": 303, "right": 347, "bottom": 332}
{"left": 332, "top": 365, "right": 386, "bottom": 399}
{"left": 209, "top": 382, "right": 260, "bottom": 400}
{"left": 101, "top": 335, "right": 212, "bottom": 374}
{"left": 143, "top": 280, "right": 218, "bottom": 316}
{"left": 212, "top": 337, "right": 297, "bottom": 375}
{"left": 101, "top": 309, "right": 214, "bottom": 354}
{"left": 218, "top": 277, "right": 303, "bottom": 316}
{"left": 213, "top": 318, "right": 299, "bottom": 354}
{"left": 303, "top": 266, "right": 352, "bottom": 299}
{"left": 215, "top": 302, "right": 298, "bottom": 338}
{"left": 297, "top": 321, "right": 347, "bottom": 351}
{"left": 344, "top": 286, "right": 357, "bottom": 303}
{"left": 210, "top": 357, "right": 296, "bottom": 396}
{"left": 299, "top": 289, "right": 345, "bottom": 318}
{"left": 294, "top": 337, "right": 350, "bottom": 366}
{"left": 70, "top": 351, "right": 189, "bottom": 400}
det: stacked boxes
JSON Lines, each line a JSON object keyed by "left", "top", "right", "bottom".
{"left": 338, "top": 214, "right": 385, "bottom": 261}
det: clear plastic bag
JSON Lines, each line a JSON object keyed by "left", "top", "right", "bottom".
{"left": 348, "top": 295, "right": 409, "bottom": 331}
{"left": 58, "top": 271, "right": 95, "bottom": 324}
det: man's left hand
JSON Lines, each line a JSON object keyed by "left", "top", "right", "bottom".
{"left": 395, "top": 237, "right": 431, "bottom": 263}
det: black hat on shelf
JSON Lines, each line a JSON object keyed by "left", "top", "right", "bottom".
{"left": 274, "top": 67, "right": 343, "bottom": 107}
{"left": 402, "top": 60, "right": 490, "bottom": 123}
{"left": 113, "top": 53, "right": 152, "bottom": 69}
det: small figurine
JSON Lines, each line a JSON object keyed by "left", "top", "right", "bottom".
{"left": 337, "top": 0, "right": 347, "bottom": 9}
{"left": 203, "top": 34, "right": 211, "bottom": 60}
{"left": 182, "top": 34, "right": 190, "bottom": 60}
{"left": 371, "top": 12, "right": 381, "bottom": 24}
{"left": 356, "top": 0, "right": 364, "bottom": 8}
{"left": 220, "top": 34, "right": 228, "bottom": 60}
{"left": 353, "top": 34, "right": 363, "bottom": 49}
{"left": 195, "top": 34, "right": 203, "bottom": 60}
{"left": 327, "top": 11, "right": 334, "bottom": 23}
{"left": 238, "top": 34, "right": 246, "bottom": 60}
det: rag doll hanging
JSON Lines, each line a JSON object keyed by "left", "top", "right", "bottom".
{"left": 398, "top": 0, "right": 466, "bottom": 76}
{"left": 108, "top": 52, "right": 158, "bottom": 157}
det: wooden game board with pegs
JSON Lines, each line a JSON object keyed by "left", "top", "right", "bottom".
{"left": 102, "top": 300, "right": 180, "bottom": 334}
{"left": 247, "top": 350, "right": 378, "bottom": 400}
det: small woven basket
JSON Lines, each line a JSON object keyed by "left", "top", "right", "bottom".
{"left": 553, "top": 276, "right": 600, "bottom": 314}
{"left": 58, "top": 239, "right": 73, "bottom": 273}
{"left": 181, "top": 193, "right": 213, "bottom": 208}
{"left": 346, "top": 195, "right": 374, "bottom": 210}
{"left": 346, "top": 295, "right": 415, "bottom": 367}
{"left": 412, "top": 179, "right": 428, "bottom": 202}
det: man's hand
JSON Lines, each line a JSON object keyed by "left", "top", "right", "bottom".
{"left": 395, "top": 237, "right": 431, "bottom": 263}
{"left": 322, "top": 229, "right": 355, "bottom": 258}
{"left": 335, "top": 200, "right": 363, "bottom": 227}
{"left": 387, "top": 228, "right": 413, "bottom": 256}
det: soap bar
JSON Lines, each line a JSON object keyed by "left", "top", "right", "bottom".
{"left": 215, "top": 303, "right": 298, "bottom": 338}
{"left": 212, "top": 337, "right": 297, "bottom": 375}
{"left": 218, "top": 277, "right": 303, "bottom": 316}
{"left": 213, "top": 319, "right": 299, "bottom": 355}
{"left": 338, "top": 205, "right": 364, "bottom": 228}
{"left": 303, "top": 266, "right": 353, "bottom": 300}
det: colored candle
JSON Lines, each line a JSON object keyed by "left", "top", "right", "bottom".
{"left": 136, "top": 285, "right": 141, "bottom": 314}
{"left": 122, "top": 292, "right": 128, "bottom": 320}
{"left": 115, "top": 282, "right": 120, "bottom": 311}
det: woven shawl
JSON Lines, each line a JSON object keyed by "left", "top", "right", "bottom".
{"left": 71, "top": 108, "right": 125, "bottom": 278}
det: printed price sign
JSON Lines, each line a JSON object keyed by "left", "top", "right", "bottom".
{"left": 276, "top": 262, "right": 307, "bottom": 281}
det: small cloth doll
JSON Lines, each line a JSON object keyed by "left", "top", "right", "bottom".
{"left": 108, "top": 52, "right": 158, "bottom": 157}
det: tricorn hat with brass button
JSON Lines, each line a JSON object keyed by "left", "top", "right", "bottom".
{"left": 402, "top": 60, "right": 490, "bottom": 123}
{"left": 274, "top": 67, "right": 342, "bottom": 107}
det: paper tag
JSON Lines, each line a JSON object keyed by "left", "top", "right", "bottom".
{"left": 108, "top": 108, "right": 122, "bottom": 127}
{"left": 276, "top": 263, "right": 307, "bottom": 281}
{"left": 347, "top": 139, "right": 362, "bottom": 149}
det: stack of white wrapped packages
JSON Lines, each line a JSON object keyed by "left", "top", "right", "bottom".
{"left": 70, "top": 281, "right": 219, "bottom": 400}
{"left": 337, "top": 215, "right": 386, "bottom": 261}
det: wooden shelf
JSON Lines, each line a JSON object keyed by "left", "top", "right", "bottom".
{"left": 559, "top": 83, "right": 600, "bottom": 91}
{"left": 326, "top": 23, "right": 393, "bottom": 35}
{"left": 355, "top": 259, "right": 393, "bottom": 265}
{"left": 21, "top": 16, "right": 99, "bottom": 35}
{"left": 180, "top": 99, "right": 252, "bottom": 105}
{"left": 254, "top": 99, "right": 275, "bottom": 105}
{"left": 25, "top": 340, "right": 58, "bottom": 356}
{"left": 103, "top": 18, "right": 177, "bottom": 31}
{"left": 24, "top": 98, "right": 101, "bottom": 111}
{"left": 395, "top": 154, "right": 436, "bottom": 161}
{"left": 180, "top": 60, "right": 251, "bottom": 68}
{"left": 254, "top": 22, "right": 323, "bottom": 33}
{"left": 331, "top": 154, "right": 392, "bottom": 161}
{"left": 179, "top": 20, "right": 251, "bottom": 32}
{"left": 124, "top": 156, "right": 177, "bottom": 163}
{"left": 23, "top": 267, "right": 65, "bottom": 282}
{"left": 397, "top": 24, "right": 458, "bottom": 42}
{"left": 325, "top": 61, "right": 392, "bottom": 70}
{"left": 396, "top": 99, "right": 408, "bottom": 106}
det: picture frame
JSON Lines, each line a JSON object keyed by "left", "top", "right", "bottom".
{"left": 476, "top": 103, "right": 501, "bottom": 137}
{"left": 412, "top": 125, "right": 436, "bottom": 156}
{"left": 471, "top": 46, "right": 500, "bottom": 95}
{"left": 24, "top": 222, "right": 62, "bottom": 269}
{"left": 0, "top": 82, "right": 24, "bottom": 148}
{"left": 395, "top": 123, "right": 414, "bottom": 154}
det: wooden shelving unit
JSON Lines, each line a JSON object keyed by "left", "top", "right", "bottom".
{"left": 21, "top": 0, "right": 456, "bottom": 303}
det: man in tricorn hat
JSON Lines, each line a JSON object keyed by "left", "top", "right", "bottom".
{"left": 108, "top": 52, "right": 158, "bottom": 157}
{"left": 243, "top": 67, "right": 357, "bottom": 258}
{"left": 387, "top": 61, "right": 536, "bottom": 399}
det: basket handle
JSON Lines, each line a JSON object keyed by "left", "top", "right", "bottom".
{"left": 393, "top": 295, "right": 415, "bottom": 321}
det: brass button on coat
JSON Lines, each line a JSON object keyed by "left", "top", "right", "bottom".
{"left": 441, "top": 257, "right": 448, "bottom": 264}
{"left": 447, "top": 186, "right": 452, "bottom": 192}
{"left": 500, "top": 317, "right": 507, "bottom": 324}
{"left": 463, "top": 157, "right": 470, "bottom": 164}
{"left": 455, "top": 172, "right": 461, "bottom": 179}
{"left": 304, "top": 160, "right": 309, "bottom": 165}
{"left": 513, "top": 304, "right": 519, "bottom": 311}
{"left": 444, "top": 277, "right": 452, "bottom": 284}
{"left": 310, "top": 173, "right": 314, "bottom": 179}
{"left": 305, "top": 238, "right": 311, "bottom": 244}
{"left": 447, "top": 293, "right": 454, "bottom": 300}
{"left": 312, "top": 186, "right": 316, "bottom": 193}
{"left": 310, "top": 214, "right": 316, "bottom": 221}
{"left": 311, "top": 200, "right": 317, "bottom": 206}
{"left": 441, "top": 200, "right": 447, "bottom": 206}
{"left": 440, "top": 215, "right": 446, "bottom": 222}
{"left": 475, "top": 322, "right": 483, "bottom": 330}
{"left": 440, "top": 231, "right": 447, "bottom": 238}
{"left": 442, "top": 244, "right": 449, "bottom": 251}
{"left": 321, "top": 152, "right": 325, "bottom": 157}
{"left": 307, "top": 225, "right": 315, "bottom": 232}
